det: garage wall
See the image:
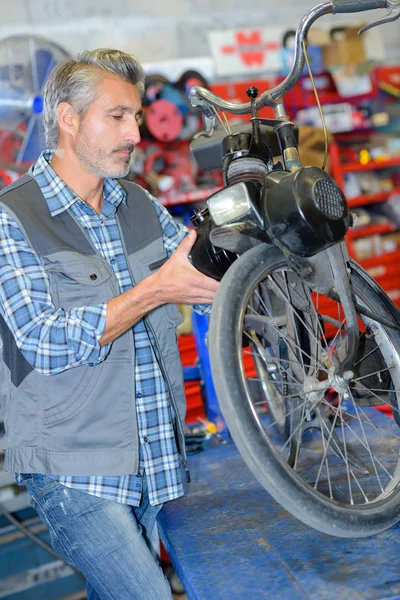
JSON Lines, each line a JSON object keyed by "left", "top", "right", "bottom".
{"left": 2, "top": 0, "right": 399, "bottom": 70}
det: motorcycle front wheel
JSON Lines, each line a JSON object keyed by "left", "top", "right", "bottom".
{"left": 209, "top": 243, "right": 400, "bottom": 537}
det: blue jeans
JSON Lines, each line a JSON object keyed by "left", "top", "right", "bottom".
{"left": 19, "top": 473, "right": 173, "bottom": 600}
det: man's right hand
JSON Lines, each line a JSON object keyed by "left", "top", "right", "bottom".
{"left": 100, "top": 230, "right": 219, "bottom": 346}
{"left": 152, "top": 230, "right": 219, "bottom": 305}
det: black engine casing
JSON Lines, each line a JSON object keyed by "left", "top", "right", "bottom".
{"left": 262, "top": 166, "right": 350, "bottom": 257}
{"left": 190, "top": 209, "right": 238, "bottom": 281}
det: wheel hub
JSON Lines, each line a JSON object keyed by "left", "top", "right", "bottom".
{"left": 303, "top": 376, "right": 328, "bottom": 405}
{"left": 329, "top": 368, "right": 353, "bottom": 395}
{"left": 302, "top": 367, "right": 353, "bottom": 406}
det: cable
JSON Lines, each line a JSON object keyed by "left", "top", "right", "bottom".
{"left": 211, "top": 105, "right": 229, "bottom": 135}
{"left": 302, "top": 39, "right": 328, "bottom": 171}
{"left": 222, "top": 111, "right": 232, "bottom": 135}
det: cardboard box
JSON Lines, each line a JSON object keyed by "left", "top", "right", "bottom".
{"left": 307, "top": 28, "right": 331, "bottom": 47}
{"left": 323, "top": 26, "right": 366, "bottom": 68}
{"left": 298, "top": 125, "right": 333, "bottom": 172}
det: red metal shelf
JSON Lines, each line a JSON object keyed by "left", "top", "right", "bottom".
{"left": 178, "top": 334, "right": 206, "bottom": 423}
{"left": 341, "top": 157, "right": 400, "bottom": 173}
{"left": 347, "top": 189, "right": 400, "bottom": 208}
{"left": 365, "top": 261, "right": 400, "bottom": 281}
{"left": 358, "top": 249, "right": 400, "bottom": 270}
{"left": 346, "top": 222, "right": 396, "bottom": 240}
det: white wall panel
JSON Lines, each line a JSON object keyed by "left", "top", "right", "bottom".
{"left": 24, "top": 0, "right": 191, "bottom": 23}
{"left": 0, "top": 0, "right": 29, "bottom": 24}
{"left": 0, "top": 0, "right": 397, "bottom": 66}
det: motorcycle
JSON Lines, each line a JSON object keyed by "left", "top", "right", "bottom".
{"left": 187, "top": 0, "right": 400, "bottom": 537}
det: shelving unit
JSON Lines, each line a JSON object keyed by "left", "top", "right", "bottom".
{"left": 346, "top": 222, "right": 396, "bottom": 239}
{"left": 345, "top": 189, "right": 400, "bottom": 208}
{"left": 341, "top": 156, "right": 400, "bottom": 173}
{"left": 330, "top": 129, "right": 400, "bottom": 305}
{"left": 326, "top": 64, "right": 400, "bottom": 308}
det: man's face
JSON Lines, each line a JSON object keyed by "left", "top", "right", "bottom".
{"left": 74, "top": 74, "right": 143, "bottom": 179}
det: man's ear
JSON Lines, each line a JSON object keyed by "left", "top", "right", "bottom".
{"left": 57, "top": 102, "right": 80, "bottom": 140}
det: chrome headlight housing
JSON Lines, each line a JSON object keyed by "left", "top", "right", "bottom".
{"left": 207, "top": 181, "right": 263, "bottom": 227}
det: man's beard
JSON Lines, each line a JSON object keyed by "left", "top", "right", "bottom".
{"left": 75, "top": 133, "right": 133, "bottom": 179}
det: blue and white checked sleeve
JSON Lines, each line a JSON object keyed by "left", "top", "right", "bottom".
{"left": 149, "top": 194, "right": 212, "bottom": 315}
{"left": 0, "top": 208, "right": 110, "bottom": 375}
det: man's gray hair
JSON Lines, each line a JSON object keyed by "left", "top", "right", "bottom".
{"left": 43, "top": 48, "right": 145, "bottom": 149}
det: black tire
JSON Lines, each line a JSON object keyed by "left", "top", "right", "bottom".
{"left": 209, "top": 244, "right": 400, "bottom": 537}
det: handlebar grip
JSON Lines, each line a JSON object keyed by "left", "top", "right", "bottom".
{"left": 332, "top": 0, "right": 386, "bottom": 13}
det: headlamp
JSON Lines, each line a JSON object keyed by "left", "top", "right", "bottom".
{"left": 207, "top": 181, "right": 262, "bottom": 227}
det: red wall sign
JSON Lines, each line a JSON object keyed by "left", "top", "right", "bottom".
{"left": 208, "top": 28, "right": 283, "bottom": 76}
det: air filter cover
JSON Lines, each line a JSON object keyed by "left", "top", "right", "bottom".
{"left": 262, "top": 166, "right": 350, "bottom": 257}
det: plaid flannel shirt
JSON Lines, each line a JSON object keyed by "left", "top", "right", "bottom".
{"left": 0, "top": 150, "right": 208, "bottom": 506}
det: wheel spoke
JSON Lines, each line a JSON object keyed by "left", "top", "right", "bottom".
{"left": 211, "top": 244, "right": 400, "bottom": 534}
{"left": 281, "top": 273, "right": 309, "bottom": 379}
{"left": 242, "top": 331, "right": 306, "bottom": 386}
{"left": 353, "top": 344, "right": 380, "bottom": 368}
{"left": 353, "top": 368, "right": 390, "bottom": 383}
{"left": 316, "top": 406, "right": 334, "bottom": 499}
{"left": 266, "top": 275, "right": 330, "bottom": 356}
{"left": 279, "top": 397, "right": 324, "bottom": 453}
{"left": 354, "top": 379, "right": 400, "bottom": 420}
{"left": 328, "top": 315, "right": 347, "bottom": 349}
{"left": 314, "top": 400, "right": 342, "bottom": 490}
{"left": 255, "top": 281, "right": 400, "bottom": 499}
{"left": 250, "top": 388, "right": 302, "bottom": 402}
{"left": 243, "top": 313, "right": 329, "bottom": 376}
{"left": 247, "top": 273, "right": 400, "bottom": 494}
{"left": 319, "top": 407, "right": 370, "bottom": 503}
{"left": 262, "top": 398, "right": 312, "bottom": 430}
{"left": 337, "top": 395, "right": 354, "bottom": 504}
{"left": 352, "top": 387, "right": 393, "bottom": 393}
{"left": 323, "top": 400, "right": 393, "bottom": 483}
{"left": 346, "top": 402, "right": 387, "bottom": 490}
{"left": 327, "top": 401, "right": 399, "bottom": 452}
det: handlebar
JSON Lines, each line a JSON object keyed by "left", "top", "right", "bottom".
{"left": 333, "top": 0, "right": 386, "bottom": 12}
{"left": 190, "top": 0, "right": 399, "bottom": 122}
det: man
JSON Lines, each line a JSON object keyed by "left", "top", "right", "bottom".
{"left": 0, "top": 49, "right": 218, "bottom": 599}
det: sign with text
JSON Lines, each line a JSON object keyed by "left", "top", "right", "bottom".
{"left": 208, "top": 28, "right": 284, "bottom": 77}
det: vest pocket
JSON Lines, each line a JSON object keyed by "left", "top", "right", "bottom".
{"left": 46, "top": 259, "right": 115, "bottom": 310}
{"left": 41, "top": 362, "right": 102, "bottom": 426}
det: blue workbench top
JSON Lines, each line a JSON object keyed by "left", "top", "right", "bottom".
{"left": 158, "top": 438, "right": 400, "bottom": 600}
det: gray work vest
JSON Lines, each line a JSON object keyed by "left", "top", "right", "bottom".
{"left": 0, "top": 174, "right": 186, "bottom": 476}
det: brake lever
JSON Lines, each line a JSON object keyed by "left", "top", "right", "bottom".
{"left": 194, "top": 114, "right": 218, "bottom": 139}
{"left": 358, "top": 0, "right": 400, "bottom": 34}
{"left": 189, "top": 86, "right": 218, "bottom": 139}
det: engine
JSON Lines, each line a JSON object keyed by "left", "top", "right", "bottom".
{"left": 262, "top": 166, "right": 350, "bottom": 257}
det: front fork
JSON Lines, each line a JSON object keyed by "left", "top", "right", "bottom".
{"left": 326, "top": 242, "right": 359, "bottom": 377}
{"left": 290, "top": 240, "right": 359, "bottom": 378}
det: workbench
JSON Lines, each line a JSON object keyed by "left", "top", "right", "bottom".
{"left": 158, "top": 437, "right": 400, "bottom": 600}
